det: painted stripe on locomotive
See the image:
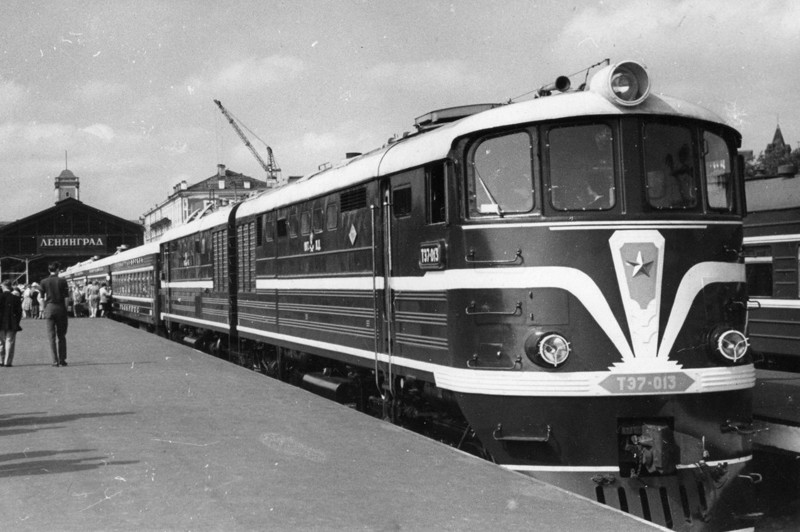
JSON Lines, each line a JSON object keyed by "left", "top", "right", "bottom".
{"left": 236, "top": 321, "right": 753, "bottom": 396}
{"left": 255, "top": 276, "right": 385, "bottom": 291}
{"left": 505, "top": 455, "right": 751, "bottom": 473}
{"left": 163, "top": 280, "right": 214, "bottom": 289}
{"left": 161, "top": 312, "right": 229, "bottom": 329}
{"left": 464, "top": 220, "right": 742, "bottom": 231}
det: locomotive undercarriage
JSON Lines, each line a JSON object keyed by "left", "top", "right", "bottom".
{"left": 167, "top": 325, "right": 489, "bottom": 458}
{"left": 457, "top": 391, "right": 760, "bottom": 530}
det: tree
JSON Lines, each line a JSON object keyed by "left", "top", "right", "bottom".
{"left": 755, "top": 142, "right": 796, "bottom": 176}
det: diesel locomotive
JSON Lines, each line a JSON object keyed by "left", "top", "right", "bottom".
{"left": 64, "top": 60, "right": 759, "bottom": 530}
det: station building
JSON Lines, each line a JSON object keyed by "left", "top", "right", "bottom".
{"left": 0, "top": 168, "right": 144, "bottom": 284}
{"left": 141, "top": 164, "right": 268, "bottom": 243}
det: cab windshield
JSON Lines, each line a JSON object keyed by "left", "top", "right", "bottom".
{"left": 468, "top": 131, "right": 534, "bottom": 216}
{"left": 643, "top": 122, "right": 736, "bottom": 212}
{"left": 549, "top": 123, "right": 616, "bottom": 211}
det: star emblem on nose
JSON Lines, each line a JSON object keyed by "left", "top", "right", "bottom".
{"left": 626, "top": 251, "right": 654, "bottom": 278}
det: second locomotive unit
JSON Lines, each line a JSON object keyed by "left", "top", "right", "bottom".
{"left": 66, "top": 60, "right": 758, "bottom": 530}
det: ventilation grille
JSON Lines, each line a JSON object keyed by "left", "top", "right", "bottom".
{"left": 594, "top": 481, "right": 708, "bottom": 529}
{"left": 341, "top": 187, "right": 367, "bottom": 212}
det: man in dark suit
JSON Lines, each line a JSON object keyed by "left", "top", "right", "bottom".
{"left": 40, "top": 262, "right": 70, "bottom": 366}
{"left": 0, "top": 280, "right": 23, "bottom": 366}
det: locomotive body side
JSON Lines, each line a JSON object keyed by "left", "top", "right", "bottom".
{"left": 158, "top": 207, "right": 238, "bottom": 350}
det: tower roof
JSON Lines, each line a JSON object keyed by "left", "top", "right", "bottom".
{"left": 771, "top": 124, "right": 786, "bottom": 148}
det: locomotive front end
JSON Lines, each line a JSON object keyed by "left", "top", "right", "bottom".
{"left": 443, "top": 61, "right": 758, "bottom": 529}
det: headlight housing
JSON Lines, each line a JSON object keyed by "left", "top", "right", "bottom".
{"left": 526, "top": 332, "right": 571, "bottom": 368}
{"left": 589, "top": 60, "right": 651, "bottom": 106}
{"left": 709, "top": 327, "right": 749, "bottom": 363}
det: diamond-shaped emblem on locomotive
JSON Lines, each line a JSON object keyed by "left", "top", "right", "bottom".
{"left": 348, "top": 224, "right": 358, "bottom": 246}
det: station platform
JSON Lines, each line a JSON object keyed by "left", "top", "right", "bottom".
{"left": 0, "top": 318, "right": 657, "bottom": 531}
{"left": 754, "top": 369, "right": 800, "bottom": 454}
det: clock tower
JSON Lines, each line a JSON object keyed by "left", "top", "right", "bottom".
{"left": 55, "top": 168, "right": 80, "bottom": 202}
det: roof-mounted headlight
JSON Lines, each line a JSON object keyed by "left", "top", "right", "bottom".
{"left": 589, "top": 60, "right": 651, "bottom": 106}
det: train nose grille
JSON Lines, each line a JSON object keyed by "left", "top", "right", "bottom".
{"left": 594, "top": 482, "right": 706, "bottom": 529}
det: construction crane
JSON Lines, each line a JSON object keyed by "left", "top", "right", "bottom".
{"left": 213, "top": 99, "right": 281, "bottom": 188}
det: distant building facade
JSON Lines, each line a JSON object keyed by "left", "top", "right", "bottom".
{"left": 141, "top": 164, "right": 268, "bottom": 243}
{"left": 0, "top": 168, "right": 143, "bottom": 283}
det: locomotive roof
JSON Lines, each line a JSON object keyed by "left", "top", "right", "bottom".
{"left": 236, "top": 91, "right": 734, "bottom": 219}
{"left": 157, "top": 205, "right": 235, "bottom": 243}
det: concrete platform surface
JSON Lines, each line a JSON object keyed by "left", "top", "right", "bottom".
{"left": 0, "top": 318, "right": 657, "bottom": 531}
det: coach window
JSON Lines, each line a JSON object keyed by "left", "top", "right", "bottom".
{"left": 264, "top": 213, "right": 275, "bottom": 242}
{"left": 468, "top": 131, "right": 534, "bottom": 216}
{"left": 744, "top": 246, "right": 773, "bottom": 297}
{"left": 797, "top": 245, "right": 800, "bottom": 298}
{"left": 276, "top": 210, "right": 288, "bottom": 238}
{"left": 644, "top": 123, "right": 698, "bottom": 210}
{"left": 549, "top": 124, "right": 615, "bottom": 211}
{"left": 393, "top": 186, "right": 412, "bottom": 218}
{"left": 300, "top": 210, "right": 311, "bottom": 235}
{"left": 426, "top": 164, "right": 446, "bottom": 224}
{"left": 326, "top": 203, "right": 339, "bottom": 230}
{"left": 288, "top": 210, "right": 298, "bottom": 238}
{"left": 313, "top": 208, "right": 324, "bottom": 233}
{"left": 704, "top": 131, "right": 735, "bottom": 212}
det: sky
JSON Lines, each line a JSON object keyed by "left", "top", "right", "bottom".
{"left": 1, "top": 0, "right": 799, "bottom": 222}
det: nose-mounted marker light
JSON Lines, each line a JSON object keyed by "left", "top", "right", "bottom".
{"left": 712, "top": 329, "right": 750, "bottom": 363}
{"left": 589, "top": 60, "right": 651, "bottom": 106}
{"left": 535, "top": 333, "right": 571, "bottom": 367}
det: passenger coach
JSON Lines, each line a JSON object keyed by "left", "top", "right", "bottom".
{"left": 744, "top": 170, "right": 800, "bottom": 371}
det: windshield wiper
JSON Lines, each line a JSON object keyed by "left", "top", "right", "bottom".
{"left": 474, "top": 168, "right": 504, "bottom": 216}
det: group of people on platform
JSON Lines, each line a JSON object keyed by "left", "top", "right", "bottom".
{"left": 0, "top": 262, "right": 114, "bottom": 368}
{"left": 69, "top": 280, "right": 113, "bottom": 319}
{"left": 0, "top": 262, "right": 69, "bottom": 366}
{"left": 2, "top": 279, "right": 112, "bottom": 320}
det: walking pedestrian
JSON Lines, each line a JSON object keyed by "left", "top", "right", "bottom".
{"left": 0, "top": 280, "right": 23, "bottom": 367}
{"left": 40, "top": 262, "right": 70, "bottom": 367}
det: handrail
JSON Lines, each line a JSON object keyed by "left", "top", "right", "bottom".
{"left": 466, "top": 301, "right": 522, "bottom": 316}
{"left": 492, "top": 423, "right": 551, "bottom": 442}
{"left": 465, "top": 248, "right": 523, "bottom": 266}
{"left": 370, "top": 205, "right": 384, "bottom": 400}
{"left": 467, "top": 353, "right": 523, "bottom": 370}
